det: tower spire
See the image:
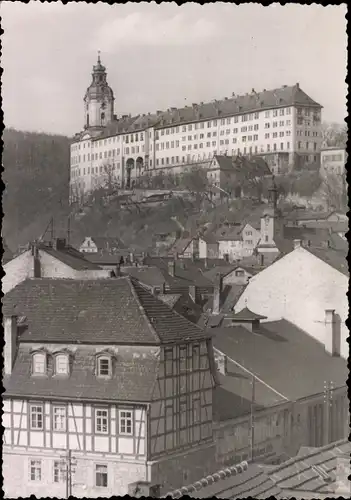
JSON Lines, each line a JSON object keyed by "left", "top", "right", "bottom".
{"left": 97, "top": 50, "right": 101, "bottom": 65}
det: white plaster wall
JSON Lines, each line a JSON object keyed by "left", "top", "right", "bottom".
{"left": 235, "top": 247, "right": 348, "bottom": 358}
{"left": 2, "top": 251, "right": 34, "bottom": 294}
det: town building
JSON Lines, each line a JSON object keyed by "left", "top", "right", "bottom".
{"left": 2, "top": 238, "right": 111, "bottom": 295}
{"left": 235, "top": 244, "right": 349, "bottom": 359}
{"left": 320, "top": 147, "right": 347, "bottom": 178}
{"left": 79, "top": 236, "right": 126, "bottom": 254}
{"left": 3, "top": 277, "right": 218, "bottom": 497}
{"left": 70, "top": 56, "right": 323, "bottom": 201}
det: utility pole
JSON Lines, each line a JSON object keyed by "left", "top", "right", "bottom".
{"left": 249, "top": 374, "right": 256, "bottom": 462}
{"left": 323, "top": 380, "right": 333, "bottom": 446}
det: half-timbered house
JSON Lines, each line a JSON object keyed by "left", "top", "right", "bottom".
{"left": 3, "top": 277, "right": 218, "bottom": 498}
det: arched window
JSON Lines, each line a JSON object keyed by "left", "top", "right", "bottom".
{"left": 55, "top": 353, "right": 70, "bottom": 375}
{"left": 32, "top": 352, "right": 46, "bottom": 375}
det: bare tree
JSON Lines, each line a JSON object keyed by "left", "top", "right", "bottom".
{"left": 321, "top": 122, "right": 347, "bottom": 148}
{"left": 320, "top": 172, "right": 347, "bottom": 212}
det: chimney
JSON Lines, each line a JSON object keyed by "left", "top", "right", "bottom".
{"left": 115, "top": 264, "right": 122, "bottom": 277}
{"left": 129, "top": 252, "right": 134, "bottom": 264}
{"left": 4, "top": 315, "right": 18, "bottom": 375}
{"left": 189, "top": 285, "right": 197, "bottom": 304}
{"left": 213, "top": 273, "right": 223, "bottom": 315}
{"left": 53, "top": 238, "right": 67, "bottom": 251}
{"left": 31, "top": 244, "right": 41, "bottom": 278}
{"left": 325, "top": 309, "right": 340, "bottom": 357}
{"left": 215, "top": 351, "right": 228, "bottom": 376}
{"left": 168, "top": 260, "right": 175, "bottom": 277}
{"left": 293, "top": 239, "right": 302, "bottom": 249}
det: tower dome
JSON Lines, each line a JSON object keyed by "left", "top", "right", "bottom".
{"left": 84, "top": 53, "right": 115, "bottom": 129}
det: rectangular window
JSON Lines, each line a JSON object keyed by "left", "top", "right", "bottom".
{"left": 53, "top": 460, "right": 66, "bottom": 483}
{"left": 119, "top": 410, "right": 133, "bottom": 435}
{"left": 95, "top": 409, "right": 109, "bottom": 434}
{"left": 98, "top": 357, "right": 111, "bottom": 377}
{"left": 273, "top": 110, "right": 278, "bottom": 117}
{"left": 29, "top": 460, "right": 42, "bottom": 481}
{"left": 53, "top": 406, "right": 66, "bottom": 431}
{"left": 30, "top": 405, "right": 43, "bottom": 429}
{"left": 95, "top": 464, "right": 108, "bottom": 487}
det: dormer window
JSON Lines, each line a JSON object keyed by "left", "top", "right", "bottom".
{"left": 55, "top": 353, "right": 70, "bottom": 376}
{"left": 96, "top": 355, "right": 112, "bottom": 378}
{"left": 32, "top": 352, "right": 47, "bottom": 375}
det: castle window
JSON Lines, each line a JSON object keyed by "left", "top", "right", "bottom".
{"left": 55, "top": 354, "right": 69, "bottom": 375}
{"left": 32, "top": 352, "right": 46, "bottom": 375}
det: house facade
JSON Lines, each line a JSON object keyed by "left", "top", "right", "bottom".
{"left": 3, "top": 277, "right": 218, "bottom": 498}
{"left": 320, "top": 147, "right": 346, "bottom": 178}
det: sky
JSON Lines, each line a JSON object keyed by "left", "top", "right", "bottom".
{"left": 1, "top": 1, "right": 347, "bottom": 136}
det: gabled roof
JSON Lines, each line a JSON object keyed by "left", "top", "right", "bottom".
{"left": 2, "top": 277, "right": 209, "bottom": 345}
{"left": 306, "top": 246, "right": 348, "bottom": 276}
{"left": 38, "top": 243, "right": 103, "bottom": 271}
{"left": 121, "top": 265, "right": 166, "bottom": 288}
{"left": 213, "top": 155, "right": 272, "bottom": 179}
{"left": 2, "top": 239, "right": 13, "bottom": 265}
{"left": 231, "top": 307, "right": 267, "bottom": 321}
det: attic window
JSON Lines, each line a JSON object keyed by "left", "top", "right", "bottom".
{"left": 235, "top": 270, "right": 245, "bottom": 277}
{"left": 32, "top": 352, "right": 47, "bottom": 375}
{"left": 97, "top": 355, "right": 112, "bottom": 378}
{"left": 55, "top": 353, "right": 70, "bottom": 376}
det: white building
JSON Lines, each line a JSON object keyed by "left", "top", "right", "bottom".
{"left": 320, "top": 147, "right": 347, "bottom": 178}
{"left": 235, "top": 245, "right": 349, "bottom": 359}
{"left": 70, "top": 56, "right": 323, "bottom": 201}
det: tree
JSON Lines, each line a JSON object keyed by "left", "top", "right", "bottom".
{"left": 321, "top": 122, "right": 347, "bottom": 148}
{"left": 320, "top": 172, "right": 347, "bottom": 212}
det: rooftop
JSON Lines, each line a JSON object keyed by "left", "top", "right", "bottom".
{"left": 4, "top": 345, "right": 159, "bottom": 404}
{"left": 2, "top": 277, "right": 209, "bottom": 345}
{"left": 169, "top": 439, "right": 350, "bottom": 499}
{"left": 38, "top": 242, "right": 103, "bottom": 271}
{"left": 211, "top": 319, "right": 347, "bottom": 420}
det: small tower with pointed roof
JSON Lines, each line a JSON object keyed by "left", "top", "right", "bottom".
{"left": 84, "top": 52, "right": 115, "bottom": 129}
{"left": 259, "top": 175, "right": 284, "bottom": 246}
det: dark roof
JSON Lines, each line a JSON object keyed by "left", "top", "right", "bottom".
{"left": 90, "top": 236, "right": 126, "bottom": 251}
{"left": 285, "top": 209, "right": 335, "bottom": 222}
{"left": 2, "top": 278, "right": 209, "bottom": 345}
{"left": 158, "top": 294, "right": 182, "bottom": 308}
{"left": 171, "top": 237, "right": 193, "bottom": 255}
{"left": 39, "top": 243, "right": 102, "bottom": 271}
{"left": 213, "top": 155, "right": 272, "bottom": 178}
{"left": 212, "top": 319, "right": 347, "bottom": 406}
{"left": 174, "top": 439, "right": 350, "bottom": 499}
{"left": 306, "top": 246, "right": 348, "bottom": 276}
{"left": 203, "top": 265, "right": 238, "bottom": 282}
{"left": 84, "top": 251, "right": 130, "bottom": 265}
{"left": 231, "top": 307, "right": 267, "bottom": 321}
{"left": 142, "top": 257, "right": 214, "bottom": 288}
{"left": 2, "top": 239, "right": 13, "bottom": 265}
{"left": 121, "top": 266, "right": 166, "bottom": 288}
{"left": 4, "top": 346, "right": 159, "bottom": 403}
{"left": 155, "top": 84, "right": 321, "bottom": 129}
{"left": 185, "top": 463, "right": 280, "bottom": 499}
{"left": 265, "top": 439, "right": 351, "bottom": 496}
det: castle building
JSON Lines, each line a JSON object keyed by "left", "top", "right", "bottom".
{"left": 70, "top": 56, "right": 323, "bottom": 201}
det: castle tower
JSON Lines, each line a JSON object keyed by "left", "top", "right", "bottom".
{"left": 84, "top": 52, "right": 114, "bottom": 129}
